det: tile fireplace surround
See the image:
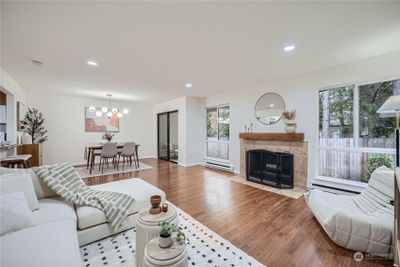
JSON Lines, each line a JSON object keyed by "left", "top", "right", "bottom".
{"left": 239, "top": 133, "right": 308, "bottom": 189}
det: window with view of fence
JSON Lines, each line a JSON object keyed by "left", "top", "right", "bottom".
{"left": 206, "top": 105, "right": 229, "bottom": 161}
{"left": 319, "top": 79, "right": 399, "bottom": 183}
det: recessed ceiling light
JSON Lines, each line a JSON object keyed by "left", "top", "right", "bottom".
{"left": 185, "top": 82, "right": 193, "bottom": 88}
{"left": 87, "top": 60, "right": 98, "bottom": 66}
{"left": 31, "top": 59, "right": 42, "bottom": 66}
{"left": 283, "top": 45, "right": 296, "bottom": 52}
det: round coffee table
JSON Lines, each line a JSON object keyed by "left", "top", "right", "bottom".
{"left": 136, "top": 203, "right": 178, "bottom": 267}
{"left": 143, "top": 237, "right": 188, "bottom": 267}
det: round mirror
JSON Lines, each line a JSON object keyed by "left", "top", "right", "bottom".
{"left": 255, "top": 92, "right": 285, "bottom": 125}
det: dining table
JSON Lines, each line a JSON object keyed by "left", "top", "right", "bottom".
{"left": 85, "top": 142, "right": 140, "bottom": 174}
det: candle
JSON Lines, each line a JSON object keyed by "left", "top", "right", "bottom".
{"left": 162, "top": 203, "right": 168, "bottom": 212}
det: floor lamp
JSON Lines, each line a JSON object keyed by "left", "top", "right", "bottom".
{"left": 377, "top": 95, "right": 400, "bottom": 167}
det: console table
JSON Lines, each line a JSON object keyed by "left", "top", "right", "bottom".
{"left": 17, "top": 143, "right": 43, "bottom": 167}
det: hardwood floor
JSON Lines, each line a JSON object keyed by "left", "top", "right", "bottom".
{"left": 85, "top": 158, "right": 392, "bottom": 267}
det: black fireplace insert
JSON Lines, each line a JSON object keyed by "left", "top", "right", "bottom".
{"left": 246, "top": 149, "right": 294, "bottom": 189}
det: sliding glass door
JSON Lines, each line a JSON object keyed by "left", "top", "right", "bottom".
{"left": 168, "top": 112, "right": 179, "bottom": 163}
{"left": 157, "top": 111, "right": 179, "bottom": 163}
{"left": 158, "top": 113, "right": 169, "bottom": 161}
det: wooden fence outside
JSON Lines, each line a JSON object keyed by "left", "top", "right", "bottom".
{"left": 206, "top": 140, "right": 229, "bottom": 160}
{"left": 319, "top": 138, "right": 395, "bottom": 182}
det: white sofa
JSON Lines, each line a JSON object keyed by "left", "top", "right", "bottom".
{"left": 0, "top": 167, "right": 166, "bottom": 267}
{"left": 306, "top": 166, "right": 394, "bottom": 255}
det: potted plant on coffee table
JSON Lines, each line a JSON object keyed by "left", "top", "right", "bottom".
{"left": 159, "top": 220, "right": 185, "bottom": 248}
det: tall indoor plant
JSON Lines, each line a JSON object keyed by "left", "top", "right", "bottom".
{"left": 22, "top": 108, "right": 48, "bottom": 143}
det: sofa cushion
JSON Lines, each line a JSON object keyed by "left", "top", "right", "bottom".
{"left": 1, "top": 172, "right": 40, "bottom": 210}
{"left": 78, "top": 212, "right": 138, "bottom": 246}
{"left": 0, "top": 220, "right": 82, "bottom": 267}
{"left": 0, "top": 192, "right": 34, "bottom": 236}
{"left": 76, "top": 178, "right": 166, "bottom": 229}
{"left": 32, "top": 198, "right": 77, "bottom": 226}
{"left": 0, "top": 167, "right": 57, "bottom": 199}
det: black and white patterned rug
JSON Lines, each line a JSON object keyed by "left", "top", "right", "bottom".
{"left": 80, "top": 208, "right": 265, "bottom": 267}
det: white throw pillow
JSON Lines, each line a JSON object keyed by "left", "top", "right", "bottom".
{"left": 0, "top": 167, "right": 58, "bottom": 199}
{"left": 1, "top": 173, "right": 40, "bottom": 210}
{"left": 0, "top": 192, "right": 35, "bottom": 236}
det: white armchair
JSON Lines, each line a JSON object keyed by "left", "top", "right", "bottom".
{"left": 305, "top": 166, "right": 394, "bottom": 256}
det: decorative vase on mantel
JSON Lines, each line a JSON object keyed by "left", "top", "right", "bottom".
{"left": 284, "top": 119, "right": 297, "bottom": 133}
{"left": 282, "top": 110, "right": 297, "bottom": 133}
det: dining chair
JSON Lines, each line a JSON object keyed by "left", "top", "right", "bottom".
{"left": 99, "top": 142, "right": 118, "bottom": 174}
{"left": 118, "top": 142, "right": 136, "bottom": 170}
{"left": 91, "top": 150, "right": 102, "bottom": 172}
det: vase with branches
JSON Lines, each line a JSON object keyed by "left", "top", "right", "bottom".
{"left": 282, "top": 110, "right": 297, "bottom": 133}
{"left": 22, "top": 108, "right": 48, "bottom": 143}
{"left": 102, "top": 132, "right": 115, "bottom": 142}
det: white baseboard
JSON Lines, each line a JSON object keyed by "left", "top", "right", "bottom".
{"left": 178, "top": 162, "right": 202, "bottom": 167}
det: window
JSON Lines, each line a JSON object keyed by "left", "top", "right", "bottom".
{"left": 318, "top": 79, "right": 399, "bottom": 184}
{"left": 207, "top": 107, "right": 218, "bottom": 139}
{"left": 218, "top": 106, "right": 229, "bottom": 141}
{"left": 319, "top": 85, "right": 354, "bottom": 139}
{"left": 206, "top": 105, "right": 229, "bottom": 161}
{"left": 359, "top": 80, "right": 397, "bottom": 147}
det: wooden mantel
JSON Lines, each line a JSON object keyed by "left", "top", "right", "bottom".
{"left": 239, "top": 132, "right": 304, "bottom": 141}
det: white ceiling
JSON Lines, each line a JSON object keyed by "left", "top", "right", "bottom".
{"left": 2, "top": 1, "right": 400, "bottom": 104}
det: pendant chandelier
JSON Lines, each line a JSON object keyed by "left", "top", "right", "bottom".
{"left": 88, "top": 93, "right": 129, "bottom": 118}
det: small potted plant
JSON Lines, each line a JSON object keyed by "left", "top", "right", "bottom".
{"left": 159, "top": 220, "right": 185, "bottom": 248}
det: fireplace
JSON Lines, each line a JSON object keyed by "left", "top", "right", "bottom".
{"left": 246, "top": 149, "right": 294, "bottom": 189}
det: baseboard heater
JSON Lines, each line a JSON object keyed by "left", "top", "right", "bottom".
{"left": 311, "top": 183, "right": 360, "bottom": 195}
{"left": 205, "top": 161, "right": 234, "bottom": 173}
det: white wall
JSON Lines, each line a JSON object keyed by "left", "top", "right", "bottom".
{"left": 0, "top": 68, "right": 26, "bottom": 143}
{"left": 153, "top": 97, "right": 187, "bottom": 165}
{"left": 203, "top": 51, "right": 400, "bottom": 186}
{"left": 27, "top": 92, "right": 154, "bottom": 165}
{"left": 186, "top": 97, "right": 205, "bottom": 166}
{"left": 152, "top": 96, "right": 204, "bottom": 167}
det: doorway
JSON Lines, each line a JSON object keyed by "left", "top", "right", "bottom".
{"left": 157, "top": 111, "right": 178, "bottom": 163}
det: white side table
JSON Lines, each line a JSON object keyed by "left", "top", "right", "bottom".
{"left": 143, "top": 237, "right": 188, "bottom": 267}
{"left": 136, "top": 203, "right": 178, "bottom": 267}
